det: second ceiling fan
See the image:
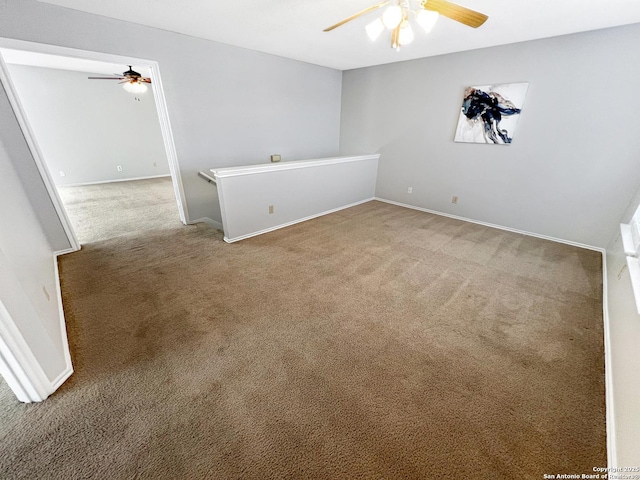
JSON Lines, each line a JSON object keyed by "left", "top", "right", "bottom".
{"left": 88, "top": 66, "right": 151, "bottom": 94}
{"left": 324, "top": 0, "right": 488, "bottom": 49}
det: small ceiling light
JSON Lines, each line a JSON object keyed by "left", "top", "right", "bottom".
{"left": 382, "top": 5, "right": 403, "bottom": 29}
{"left": 415, "top": 9, "right": 439, "bottom": 33}
{"left": 123, "top": 81, "right": 147, "bottom": 94}
{"left": 365, "top": 18, "right": 385, "bottom": 41}
{"left": 398, "top": 20, "right": 415, "bottom": 46}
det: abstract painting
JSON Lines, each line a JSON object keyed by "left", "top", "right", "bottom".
{"left": 454, "top": 82, "right": 529, "bottom": 144}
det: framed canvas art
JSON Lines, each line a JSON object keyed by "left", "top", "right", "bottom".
{"left": 454, "top": 82, "right": 529, "bottom": 144}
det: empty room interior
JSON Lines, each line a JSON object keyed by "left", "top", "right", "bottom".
{"left": 2, "top": 56, "right": 180, "bottom": 244}
{"left": 1, "top": 0, "right": 640, "bottom": 477}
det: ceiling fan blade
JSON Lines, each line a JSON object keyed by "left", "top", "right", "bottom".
{"left": 391, "top": 23, "right": 401, "bottom": 49}
{"left": 323, "top": 0, "right": 390, "bottom": 32}
{"left": 87, "top": 77, "right": 125, "bottom": 80}
{"left": 423, "top": 0, "right": 488, "bottom": 28}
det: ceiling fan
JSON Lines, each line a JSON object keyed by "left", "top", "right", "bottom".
{"left": 88, "top": 65, "right": 151, "bottom": 94}
{"left": 324, "top": 0, "right": 488, "bottom": 49}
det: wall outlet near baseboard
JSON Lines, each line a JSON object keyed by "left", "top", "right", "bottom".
{"left": 452, "top": 196, "right": 458, "bottom": 204}
{"left": 408, "top": 187, "right": 413, "bottom": 194}
{"left": 117, "top": 165, "right": 123, "bottom": 172}
{"left": 271, "top": 154, "right": 281, "bottom": 163}
{"left": 268, "top": 205, "right": 274, "bottom": 214}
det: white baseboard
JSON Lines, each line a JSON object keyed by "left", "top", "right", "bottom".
{"left": 0, "top": 250, "right": 75, "bottom": 403}
{"left": 375, "top": 197, "right": 603, "bottom": 252}
{"left": 55, "top": 247, "right": 79, "bottom": 257}
{"left": 58, "top": 174, "right": 171, "bottom": 188}
{"left": 376, "top": 197, "right": 616, "bottom": 464}
{"left": 50, "top": 365, "right": 73, "bottom": 391}
{"left": 189, "top": 217, "right": 224, "bottom": 231}
{"left": 52, "top": 255, "right": 74, "bottom": 392}
{"left": 601, "top": 253, "right": 618, "bottom": 467}
{"left": 0, "top": 301, "right": 51, "bottom": 402}
{"left": 223, "top": 198, "right": 375, "bottom": 243}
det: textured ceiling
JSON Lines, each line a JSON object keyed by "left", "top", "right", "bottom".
{"left": 37, "top": 0, "right": 640, "bottom": 70}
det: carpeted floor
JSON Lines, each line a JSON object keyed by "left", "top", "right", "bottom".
{"left": 0, "top": 179, "right": 606, "bottom": 479}
{"left": 56, "top": 176, "right": 182, "bottom": 244}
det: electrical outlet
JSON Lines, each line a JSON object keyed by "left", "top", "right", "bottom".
{"left": 270, "top": 154, "right": 281, "bottom": 163}
{"left": 268, "top": 205, "right": 274, "bottom": 214}
{"left": 407, "top": 187, "right": 413, "bottom": 194}
{"left": 59, "top": 171, "right": 65, "bottom": 177}
{"left": 117, "top": 165, "right": 123, "bottom": 172}
{"left": 452, "top": 196, "right": 458, "bottom": 204}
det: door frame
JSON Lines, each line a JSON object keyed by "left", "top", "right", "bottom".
{"left": 0, "top": 299, "right": 51, "bottom": 403}
{"left": 0, "top": 38, "right": 188, "bottom": 402}
{"left": 0, "top": 38, "right": 189, "bottom": 251}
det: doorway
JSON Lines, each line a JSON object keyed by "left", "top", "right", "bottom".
{"left": 0, "top": 40, "right": 188, "bottom": 250}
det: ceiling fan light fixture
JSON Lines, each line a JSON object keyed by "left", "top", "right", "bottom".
{"left": 323, "top": 0, "right": 488, "bottom": 52}
{"left": 366, "top": 17, "right": 385, "bottom": 41}
{"left": 123, "top": 80, "right": 147, "bottom": 94}
{"left": 382, "top": 5, "right": 403, "bottom": 29}
{"left": 415, "top": 9, "right": 439, "bottom": 33}
{"left": 398, "top": 20, "right": 414, "bottom": 46}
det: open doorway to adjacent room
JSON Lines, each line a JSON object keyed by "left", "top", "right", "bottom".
{"left": 0, "top": 43, "right": 188, "bottom": 247}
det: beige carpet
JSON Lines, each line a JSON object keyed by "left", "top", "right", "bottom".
{"left": 56, "top": 177, "right": 182, "bottom": 244}
{"left": 0, "top": 182, "right": 606, "bottom": 478}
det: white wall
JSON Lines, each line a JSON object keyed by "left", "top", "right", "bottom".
{"left": 0, "top": 80, "right": 70, "bottom": 252}
{"left": 214, "top": 155, "right": 379, "bottom": 242}
{"left": 606, "top": 186, "right": 640, "bottom": 465}
{"left": 340, "top": 24, "right": 640, "bottom": 249}
{"left": 6, "top": 64, "right": 169, "bottom": 186}
{"left": 0, "top": 0, "right": 341, "bottom": 399}
{"left": 0, "top": 133, "right": 71, "bottom": 389}
{"left": 0, "top": 0, "right": 342, "bottom": 244}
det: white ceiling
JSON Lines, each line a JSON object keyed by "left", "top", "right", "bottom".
{"left": 38, "top": 0, "right": 640, "bottom": 71}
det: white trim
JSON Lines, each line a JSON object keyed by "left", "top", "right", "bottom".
{"left": 620, "top": 223, "right": 636, "bottom": 257}
{"left": 0, "top": 37, "right": 189, "bottom": 233}
{"left": 601, "top": 252, "right": 618, "bottom": 467}
{"left": 375, "top": 197, "right": 603, "bottom": 252}
{"left": 223, "top": 198, "right": 374, "bottom": 243}
{"left": 50, "top": 365, "right": 73, "bottom": 392}
{"left": 55, "top": 247, "right": 78, "bottom": 257}
{"left": 619, "top": 222, "right": 640, "bottom": 315}
{"left": 0, "top": 347, "right": 32, "bottom": 403}
{"left": 211, "top": 154, "right": 380, "bottom": 179}
{"left": 189, "top": 217, "right": 224, "bottom": 231}
{"left": 58, "top": 174, "right": 171, "bottom": 188}
{"left": 0, "top": 300, "right": 50, "bottom": 402}
{"left": 625, "top": 256, "right": 640, "bottom": 315}
{"left": 0, "top": 254, "right": 74, "bottom": 403}
{"left": 148, "top": 61, "right": 188, "bottom": 225}
{"left": 0, "top": 51, "right": 81, "bottom": 252}
{"left": 217, "top": 175, "right": 230, "bottom": 239}
{"left": 52, "top": 256, "right": 73, "bottom": 390}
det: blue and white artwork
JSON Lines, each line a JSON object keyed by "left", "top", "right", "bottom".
{"left": 454, "top": 82, "right": 529, "bottom": 144}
